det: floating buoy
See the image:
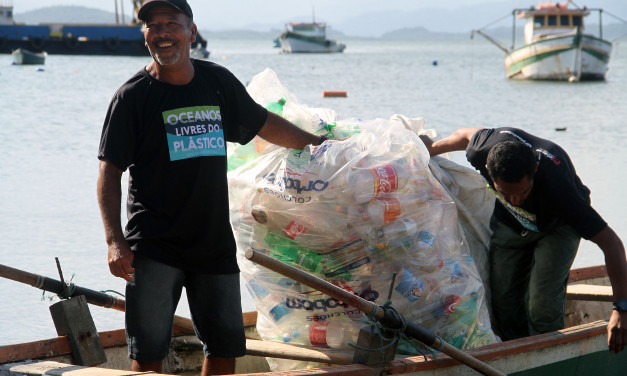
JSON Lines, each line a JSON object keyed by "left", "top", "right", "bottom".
{"left": 322, "top": 90, "right": 347, "bottom": 98}
{"left": 432, "top": 60, "right": 438, "bottom": 66}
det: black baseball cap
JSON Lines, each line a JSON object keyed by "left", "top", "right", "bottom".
{"left": 138, "top": 0, "right": 193, "bottom": 21}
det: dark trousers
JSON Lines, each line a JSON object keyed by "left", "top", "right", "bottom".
{"left": 489, "top": 215, "right": 580, "bottom": 340}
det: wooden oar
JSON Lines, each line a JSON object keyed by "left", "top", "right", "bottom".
{"left": 0, "top": 263, "right": 126, "bottom": 311}
{"left": 0, "top": 263, "right": 358, "bottom": 365}
{"left": 245, "top": 249, "right": 506, "bottom": 376}
{"left": 0, "top": 263, "right": 197, "bottom": 329}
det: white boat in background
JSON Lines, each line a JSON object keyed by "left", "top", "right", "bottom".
{"left": 11, "top": 48, "right": 47, "bottom": 65}
{"left": 278, "top": 21, "right": 346, "bottom": 53}
{"left": 474, "top": 2, "right": 612, "bottom": 81}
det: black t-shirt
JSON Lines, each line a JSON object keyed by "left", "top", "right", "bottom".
{"left": 466, "top": 127, "right": 606, "bottom": 239}
{"left": 98, "top": 59, "right": 267, "bottom": 273}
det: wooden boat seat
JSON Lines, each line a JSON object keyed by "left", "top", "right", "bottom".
{"left": 566, "top": 284, "right": 613, "bottom": 302}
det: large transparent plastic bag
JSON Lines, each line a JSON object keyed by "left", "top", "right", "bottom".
{"left": 229, "top": 69, "right": 499, "bottom": 371}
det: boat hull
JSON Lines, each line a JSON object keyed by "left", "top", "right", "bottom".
{"left": 505, "top": 32, "right": 611, "bottom": 81}
{"left": 278, "top": 32, "right": 345, "bottom": 53}
{"left": 11, "top": 48, "right": 46, "bottom": 65}
{"left": 0, "top": 24, "right": 149, "bottom": 56}
{"left": 1, "top": 266, "right": 624, "bottom": 375}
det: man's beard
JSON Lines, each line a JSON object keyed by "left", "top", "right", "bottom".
{"left": 149, "top": 41, "right": 182, "bottom": 66}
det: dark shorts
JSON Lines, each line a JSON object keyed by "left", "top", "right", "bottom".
{"left": 125, "top": 254, "right": 246, "bottom": 362}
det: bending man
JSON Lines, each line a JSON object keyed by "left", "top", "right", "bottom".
{"left": 421, "top": 127, "right": 626, "bottom": 353}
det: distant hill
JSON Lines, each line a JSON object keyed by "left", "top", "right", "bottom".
{"left": 13, "top": 4, "right": 627, "bottom": 39}
{"left": 14, "top": 6, "right": 134, "bottom": 25}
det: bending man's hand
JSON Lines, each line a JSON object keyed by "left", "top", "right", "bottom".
{"left": 608, "top": 310, "right": 626, "bottom": 353}
{"left": 419, "top": 134, "right": 434, "bottom": 155}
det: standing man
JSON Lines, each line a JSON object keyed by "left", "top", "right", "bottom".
{"left": 421, "top": 127, "right": 626, "bottom": 353}
{"left": 97, "top": 1, "right": 328, "bottom": 375}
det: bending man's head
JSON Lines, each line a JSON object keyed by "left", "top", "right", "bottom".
{"left": 486, "top": 141, "right": 537, "bottom": 183}
{"left": 486, "top": 141, "right": 537, "bottom": 207}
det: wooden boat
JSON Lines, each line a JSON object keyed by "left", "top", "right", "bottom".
{"left": 1, "top": 265, "right": 626, "bottom": 376}
{"left": 277, "top": 21, "right": 346, "bottom": 54}
{"left": 474, "top": 2, "right": 612, "bottom": 81}
{"left": 11, "top": 48, "right": 47, "bottom": 65}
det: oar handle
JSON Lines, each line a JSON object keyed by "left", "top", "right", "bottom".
{"left": 0, "top": 263, "right": 196, "bottom": 333}
{"left": 244, "top": 249, "right": 505, "bottom": 376}
{"left": 0, "top": 263, "right": 125, "bottom": 312}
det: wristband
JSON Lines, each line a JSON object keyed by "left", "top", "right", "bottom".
{"left": 613, "top": 298, "right": 627, "bottom": 312}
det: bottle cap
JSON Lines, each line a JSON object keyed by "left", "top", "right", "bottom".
{"left": 399, "top": 218, "right": 418, "bottom": 236}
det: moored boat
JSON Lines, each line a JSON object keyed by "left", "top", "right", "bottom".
{"left": 277, "top": 21, "right": 346, "bottom": 54}
{"left": 474, "top": 2, "right": 612, "bottom": 81}
{"left": 0, "top": 1, "right": 209, "bottom": 58}
{"left": 11, "top": 48, "right": 46, "bottom": 65}
{"left": 1, "top": 265, "right": 625, "bottom": 376}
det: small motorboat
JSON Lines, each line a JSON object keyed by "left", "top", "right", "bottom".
{"left": 11, "top": 48, "right": 47, "bottom": 65}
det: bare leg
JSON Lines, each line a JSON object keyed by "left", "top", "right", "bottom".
{"left": 131, "top": 360, "right": 163, "bottom": 373}
{"left": 202, "top": 357, "right": 235, "bottom": 376}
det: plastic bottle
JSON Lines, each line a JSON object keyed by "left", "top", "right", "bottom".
{"left": 253, "top": 98, "right": 287, "bottom": 154}
{"left": 365, "top": 192, "right": 432, "bottom": 227}
{"left": 263, "top": 231, "right": 324, "bottom": 274}
{"left": 346, "top": 160, "right": 415, "bottom": 204}
{"left": 367, "top": 218, "right": 418, "bottom": 249}
{"left": 308, "top": 320, "right": 368, "bottom": 349}
{"left": 227, "top": 141, "right": 258, "bottom": 171}
{"left": 251, "top": 205, "right": 347, "bottom": 249}
{"left": 394, "top": 268, "right": 425, "bottom": 303}
{"left": 265, "top": 98, "right": 286, "bottom": 115}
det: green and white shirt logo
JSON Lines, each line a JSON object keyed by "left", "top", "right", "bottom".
{"left": 163, "top": 106, "right": 225, "bottom": 161}
{"left": 488, "top": 185, "right": 538, "bottom": 232}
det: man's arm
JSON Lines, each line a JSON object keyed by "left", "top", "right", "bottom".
{"left": 97, "top": 160, "right": 134, "bottom": 282}
{"left": 590, "top": 225, "right": 627, "bottom": 353}
{"left": 256, "top": 111, "right": 321, "bottom": 150}
{"left": 420, "top": 127, "right": 484, "bottom": 156}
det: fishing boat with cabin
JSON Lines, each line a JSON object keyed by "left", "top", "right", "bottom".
{"left": 473, "top": 2, "right": 612, "bottom": 81}
{"left": 277, "top": 18, "right": 345, "bottom": 54}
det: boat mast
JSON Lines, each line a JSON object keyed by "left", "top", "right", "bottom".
{"left": 120, "top": 0, "right": 126, "bottom": 24}
{"left": 599, "top": 9, "right": 603, "bottom": 39}
{"left": 114, "top": 0, "right": 119, "bottom": 24}
{"left": 512, "top": 9, "right": 517, "bottom": 50}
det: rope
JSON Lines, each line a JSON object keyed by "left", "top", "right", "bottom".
{"left": 57, "top": 282, "right": 76, "bottom": 299}
{"left": 344, "top": 301, "right": 435, "bottom": 361}
{"left": 603, "top": 10, "right": 627, "bottom": 25}
{"left": 475, "top": 12, "right": 511, "bottom": 33}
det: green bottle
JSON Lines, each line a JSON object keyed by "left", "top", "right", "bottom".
{"left": 265, "top": 98, "right": 286, "bottom": 115}
{"left": 264, "top": 231, "right": 323, "bottom": 274}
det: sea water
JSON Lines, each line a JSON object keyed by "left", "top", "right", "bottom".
{"left": 1, "top": 36, "right": 627, "bottom": 345}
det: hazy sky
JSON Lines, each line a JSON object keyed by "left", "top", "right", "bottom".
{"left": 9, "top": 1, "right": 623, "bottom": 30}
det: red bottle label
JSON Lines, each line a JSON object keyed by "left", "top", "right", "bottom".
{"left": 309, "top": 322, "right": 329, "bottom": 347}
{"left": 377, "top": 196, "right": 401, "bottom": 223}
{"left": 370, "top": 163, "right": 399, "bottom": 197}
{"left": 283, "top": 220, "right": 309, "bottom": 239}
